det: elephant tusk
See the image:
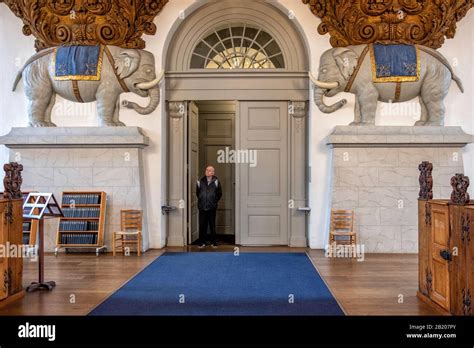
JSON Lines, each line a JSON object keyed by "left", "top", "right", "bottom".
{"left": 135, "top": 71, "right": 164, "bottom": 90}
{"left": 308, "top": 72, "right": 339, "bottom": 89}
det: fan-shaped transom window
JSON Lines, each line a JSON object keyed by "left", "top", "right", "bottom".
{"left": 191, "top": 25, "right": 285, "bottom": 69}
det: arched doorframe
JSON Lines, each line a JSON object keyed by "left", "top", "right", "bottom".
{"left": 162, "top": 0, "right": 311, "bottom": 247}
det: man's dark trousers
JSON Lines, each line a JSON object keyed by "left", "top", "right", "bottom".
{"left": 199, "top": 209, "right": 216, "bottom": 244}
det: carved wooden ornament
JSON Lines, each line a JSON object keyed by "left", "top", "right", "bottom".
{"left": 3, "top": 162, "right": 23, "bottom": 200}
{"left": 0, "top": 0, "right": 169, "bottom": 51}
{"left": 302, "top": 0, "right": 474, "bottom": 49}
{"left": 450, "top": 173, "right": 470, "bottom": 205}
{"left": 418, "top": 161, "right": 433, "bottom": 200}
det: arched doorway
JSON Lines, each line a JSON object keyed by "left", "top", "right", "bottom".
{"left": 164, "top": 0, "right": 310, "bottom": 247}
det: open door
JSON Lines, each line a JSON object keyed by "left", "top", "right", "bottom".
{"left": 188, "top": 102, "right": 200, "bottom": 244}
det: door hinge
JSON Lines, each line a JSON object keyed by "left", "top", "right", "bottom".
{"left": 462, "top": 288, "right": 472, "bottom": 315}
{"left": 424, "top": 201, "right": 431, "bottom": 226}
{"left": 4, "top": 201, "right": 13, "bottom": 225}
{"left": 3, "top": 268, "right": 11, "bottom": 294}
{"left": 426, "top": 268, "right": 432, "bottom": 294}
{"left": 461, "top": 213, "right": 471, "bottom": 243}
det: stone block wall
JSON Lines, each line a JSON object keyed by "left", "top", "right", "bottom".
{"left": 328, "top": 126, "right": 472, "bottom": 253}
{"left": 0, "top": 127, "right": 149, "bottom": 253}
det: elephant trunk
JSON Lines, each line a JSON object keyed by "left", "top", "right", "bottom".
{"left": 314, "top": 86, "right": 347, "bottom": 114}
{"left": 122, "top": 86, "right": 160, "bottom": 115}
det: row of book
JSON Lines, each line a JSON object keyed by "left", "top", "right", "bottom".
{"left": 59, "top": 220, "right": 99, "bottom": 231}
{"left": 60, "top": 233, "right": 97, "bottom": 245}
{"left": 22, "top": 235, "right": 30, "bottom": 245}
{"left": 23, "top": 222, "right": 32, "bottom": 231}
{"left": 62, "top": 194, "right": 101, "bottom": 205}
{"left": 62, "top": 208, "right": 101, "bottom": 218}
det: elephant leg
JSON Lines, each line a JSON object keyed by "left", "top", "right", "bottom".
{"left": 349, "top": 98, "right": 362, "bottom": 126}
{"left": 358, "top": 89, "right": 379, "bottom": 124}
{"left": 414, "top": 96, "right": 428, "bottom": 126}
{"left": 27, "top": 96, "right": 55, "bottom": 127}
{"left": 97, "top": 98, "right": 124, "bottom": 127}
{"left": 43, "top": 93, "right": 57, "bottom": 127}
{"left": 424, "top": 100, "right": 445, "bottom": 126}
{"left": 419, "top": 74, "right": 449, "bottom": 126}
{"left": 112, "top": 99, "right": 126, "bottom": 127}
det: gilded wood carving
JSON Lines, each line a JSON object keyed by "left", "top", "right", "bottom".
{"left": 418, "top": 161, "right": 433, "bottom": 200}
{"left": 3, "top": 162, "right": 23, "bottom": 200}
{"left": 3, "top": 1, "right": 472, "bottom": 51}
{"left": 450, "top": 173, "right": 470, "bottom": 205}
{"left": 302, "top": 0, "right": 473, "bottom": 49}
{"left": 0, "top": 0, "right": 169, "bottom": 51}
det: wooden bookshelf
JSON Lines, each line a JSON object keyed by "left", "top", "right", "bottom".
{"left": 55, "top": 191, "right": 107, "bottom": 256}
{"left": 22, "top": 192, "right": 38, "bottom": 246}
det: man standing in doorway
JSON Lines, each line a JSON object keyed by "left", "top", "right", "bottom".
{"left": 196, "top": 165, "right": 222, "bottom": 248}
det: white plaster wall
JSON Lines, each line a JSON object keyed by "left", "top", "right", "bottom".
{"left": 0, "top": 0, "right": 472, "bottom": 250}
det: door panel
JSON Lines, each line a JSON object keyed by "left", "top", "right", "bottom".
{"left": 199, "top": 102, "right": 235, "bottom": 236}
{"left": 188, "top": 102, "right": 199, "bottom": 244}
{"left": 239, "top": 101, "right": 288, "bottom": 245}
{"left": 430, "top": 204, "right": 450, "bottom": 311}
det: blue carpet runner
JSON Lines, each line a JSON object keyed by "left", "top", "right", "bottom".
{"left": 89, "top": 252, "right": 344, "bottom": 316}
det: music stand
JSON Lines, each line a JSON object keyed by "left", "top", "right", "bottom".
{"left": 23, "top": 193, "right": 63, "bottom": 292}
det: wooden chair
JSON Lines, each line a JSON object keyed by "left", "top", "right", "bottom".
{"left": 329, "top": 210, "right": 356, "bottom": 246}
{"left": 113, "top": 210, "right": 142, "bottom": 256}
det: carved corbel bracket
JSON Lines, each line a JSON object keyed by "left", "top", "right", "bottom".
{"left": 3, "top": 162, "right": 23, "bottom": 200}
{"left": 418, "top": 161, "right": 433, "bottom": 200}
{"left": 0, "top": 0, "right": 169, "bottom": 51}
{"left": 302, "top": 0, "right": 474, "bottom": 49}
{"left": 450, "top": 173, "right": 470, "bottom": 205}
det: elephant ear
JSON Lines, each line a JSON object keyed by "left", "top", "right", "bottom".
{"left": 333, "top": 48, "right": 359, "bottom": 81}
{"left": 115, "top": 50, "right": 141, "bottom": 79}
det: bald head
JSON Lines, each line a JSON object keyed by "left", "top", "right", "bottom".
{"left": 205, "top": 166, "right": 215, "bottom": 178}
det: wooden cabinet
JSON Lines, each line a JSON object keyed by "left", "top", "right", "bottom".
{"left": 0, "top": 198, "right": 25, "bottom": 307}
{"left": 418, "top": 199, "right": 473, "bottom": 315}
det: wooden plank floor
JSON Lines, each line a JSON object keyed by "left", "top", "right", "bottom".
{"left": 306, "top": 250, "right": 442, "bottom": 315}
{"left": 0, "top": 247, "right": 441, "bottom": 315}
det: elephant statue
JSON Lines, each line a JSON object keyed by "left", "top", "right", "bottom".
{"left": 309, "top": 44, "right": 464, "bottom": 126}
{"left": 13, "top": 45, "right": 163, "bottom": 127}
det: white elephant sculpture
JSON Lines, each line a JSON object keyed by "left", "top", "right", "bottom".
{"left": 309, "top": 44, "right": 464, "bottom": 126}
{"left": 13, "top": 45, "right": 163, "bottom": 127}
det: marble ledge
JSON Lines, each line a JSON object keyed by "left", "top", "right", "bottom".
{"left": 0, "top": 127, "right": 149, "bottom": 149}
{"left": 327, "top": 126, "right": 474, "bottom": 148}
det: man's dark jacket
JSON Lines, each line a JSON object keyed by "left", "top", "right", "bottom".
{"left": 196, "top": 176, "right": 222, "bottom": 211}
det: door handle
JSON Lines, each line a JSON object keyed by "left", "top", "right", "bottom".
{"left": 440, "top": 249, "right": 452, "bottom": 261}
{"left": 298, "top": 207, "right": 311, "bottom": 214}
{"left": 161, "top": 205, "right": 177, "bottom": 215}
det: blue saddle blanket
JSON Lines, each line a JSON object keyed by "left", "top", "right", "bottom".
{"left": 54, "top": 45, "right": 103, "bottom": 81}
{"left": 370, "top": 44, "right": 419, "bottom": 82}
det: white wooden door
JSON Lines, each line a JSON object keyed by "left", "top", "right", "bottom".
{"left": 238, "top": 101, "right": 289, "bottom": 245}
